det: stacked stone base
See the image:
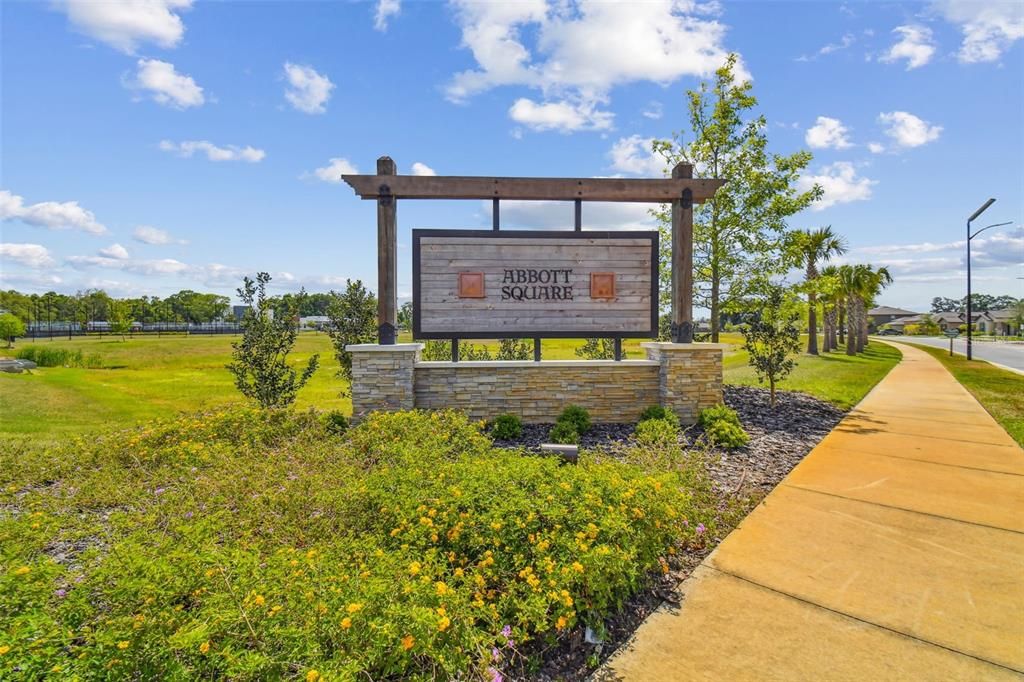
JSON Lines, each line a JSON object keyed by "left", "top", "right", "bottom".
{"left": 347, "top": 342, "right": 725, "bottom": 425}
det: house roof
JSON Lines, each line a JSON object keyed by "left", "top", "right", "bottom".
{"left": 983, "top": 308, "right": 1020, "bottom": 321}
{"left": 868, "top": 306, "right": 918, "bottom": 316}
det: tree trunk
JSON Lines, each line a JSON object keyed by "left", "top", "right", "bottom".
{"left": 860, "top": 302, "right": 870, "bottom": 349}
{"left": 846, "top": 298, "right": 857, "bottom": 356}
{"left": 710, "top": 268, "right": 720, "bottom": 343}
{"left": 770, "top": 378, "right": 776, "bottom": 407}
{"left": 855, "top": 298, "right": 866, "bottom": 353}
{"left": 838, "top": 304, "right": 846, "bottom": 346}
{"left": 806, "top": 260, "right": 818, "bottom": 355}
{"left": 823, "top": 305, "right": 833, "bottom": 352}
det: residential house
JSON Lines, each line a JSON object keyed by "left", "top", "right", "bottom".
{"left": 868, "top": 306, "right": 919, "bottom": 332}
{"left": 978, "top": 309, "right": 1022, "bottom": 336}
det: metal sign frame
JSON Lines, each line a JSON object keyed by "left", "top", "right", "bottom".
{"left": 412, "top": 229, "right": 659, "bottom": 340}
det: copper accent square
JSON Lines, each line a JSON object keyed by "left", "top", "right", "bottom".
{"left": 458, "top": 272, "right": 486, "bottom": 298}
{"left": 590, "top": 272, "right": 616, "bottom": 299}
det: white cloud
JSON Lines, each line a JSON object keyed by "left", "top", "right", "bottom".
{"left": 447, "top": 0, "right": 746, "bottom": 132}
{"left": 868, "top": 142, "right": 886, "bottom": 154}
{"left": 936, "top": 0, "right": 1024, "bottom": 63}
{"left": 99, "top": 243, "right": 130, "bottom": 259}
{"left": 374, "top": 0, "right": 401, "bottom": 31}
{"left": 797, "top": 32, "right": 855, "bottom": 61}
{"left": 0, "top": 243, "right": 56, "bottom": 268}
{"left": 508, "top": 97, "right": 614, "bottom": 132}
{"left": 125, "top": 58, "right": 204, "bottom": 109}
{"left": 133, "top": 225, "right": 187, "bottom": 245}
{"left": 411, "top": 162, "right": 436, "bottom": 176}
{"left": 57, "top": 0, "right": 192, "bottom": 54}
{"left": 642, "top": 101, "right": 663, "bottom": 120}
{"left": 68, "top": 254, "right": 192, "bottom": 276}
{"left": 283, "top": 62, "right": 334, "bottom": 114}
{"left": 0, "top": 189, "right": 107, "bottom": 235}
{"left": 0, "top": 271, "right": 64, "bottom": 288}
{"left": 608, "top": 135, "right": 664, "bottom": 176}
{"left": 159, "top": 139, "right": 265, "bottom": 162}
{"left": 880, "top": 25, "right": 936, "bottom": 69}
{"left": 799, "top": 162, "right": 876, "bottom": 210}
{"left": 878, "top": 111, "right": 942, "bottom": 148}
{"left": 972, "top": 227, "right": 1023, "bottom": 267}
{"left": 304, "top": 157, "right": 359, "bottom": 184}
{"left": 805, "top": 116, "right": 853, "bottom": 150}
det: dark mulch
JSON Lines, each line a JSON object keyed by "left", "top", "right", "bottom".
{"left": 493, "top": 386, "right": 847, "bottom": 681}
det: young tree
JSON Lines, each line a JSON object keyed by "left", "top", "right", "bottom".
{"left": 653, "top": 54, "right": 822, "bottom": 341}
{"left": 740, "top": 285, "right": 801, "bottom": 407}
{"left": 789, "top": 227, "right": 847, "bottom": 355}
{"left": 0, "top": 313, "right": 25, "bottom": 348}
{"left": 226, "top": 273, "right": 319, "bottom": 408}
{"left": 108, "top": 301, "right": 134, "bottom": 341}
{"left": 495, "top": 338, "right": 532, "bottom": 360}
{"left": 575, "top": 338, "right": 626, "bottom": 360}
{"left": 325, "top": 279, "right": 377, "bottom": 392}
{"left": 397, "top": 301, "right": 413, "bottom": 332}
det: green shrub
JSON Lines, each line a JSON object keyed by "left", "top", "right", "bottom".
{"left": 698, "top": 404, "right": 741, "bottom": 429}
{"left": 633, "top": 418, "right": 680, "bottom": 446}
{"left": 0, "top": 407, "right": 715, "bottom": 680}
{"left": 489, "top": 413, "right": 523, "bottom": 440}
{"left": 698, "top": 404, "right": 748, "bottom": 449}
{"left": 324, "top": 410, "right": 349, "bottom": 436}
{"left": 703, "top": 419, "right": 750, "bottom": 449}
{"left": 638, "top": 405, "right": 680, "bottom": 428}
{"left": 14, "top": 346, "right": 102, "bottom": 368}
{"left": 557, "top": 404, "right": 591, "bottom": 435}
{"left": 548, "top": 420, "right": 580, "bottom": 444}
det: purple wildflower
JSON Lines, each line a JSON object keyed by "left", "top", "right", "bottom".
{"left": 154, "top": 487, "right": 165, "bottom": 495}
{"left": 501, "top": 625, "right": 512, "bottom": 638}
{"left": 54, "top": 589, "right": 67, "bottom": 598}
{"left": 487, "top": 667, "right": 503, "bottom": 682}
{"left": 681, "top": 519, "right": 689, "bottom": 527}
{"left": 696, "top": 523, "right": 706, "bottom": 535}
{"left": 492, "top": 647, "right": 500, "bottom": 662}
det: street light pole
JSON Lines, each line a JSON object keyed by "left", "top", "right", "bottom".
{"left": 965, "top": 197, "right": 1013, "bottom": 360}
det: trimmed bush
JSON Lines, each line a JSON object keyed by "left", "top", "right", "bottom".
{"left": 0, "top": 408, "right": 715, "bottom": 680}
{"left": 489, "top": 413, "right": 523, "bottom": 440}
{"left": 638, "top": 405, "right": 680, "bottom": 428}
{"left": 557, "top": 404, "right": 591, "bottom": 435}
{"left": 633, "top": 418, "right": 680, "bottom": 446}
{"left": 548, "top": 420, "right": 580, "bottom": 444}
{"left": 698, "top": 404, "right": 749, "bottom": 449}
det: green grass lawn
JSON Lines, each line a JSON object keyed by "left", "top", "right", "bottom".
{"left": 3, "top": 331, "right": 898, "bottom": 441}
{"left": 898, "top": 341, "right": 1024, "bottom": 446}
{"left": 723, "top": 337, "right": 903, "bottom": 410}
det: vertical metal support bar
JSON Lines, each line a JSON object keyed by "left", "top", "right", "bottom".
{"left": 492, "top": 198, "right": 500, "bottom": 231}
{"left": 451, "top": 339, "right": 459, "bottom": 363}
{"left": 671, "top": 163, "right": 694, "bottom": 343}
{"left": 376, "top": 156, "right": 398, "bottom": 344}
{"left": 533, "top": 338, "right": 541, "bottom": 362}
{"left": 614, "top": 337, "right": 622, "bottom": 361}
{"left": 574, "top": 199, "right": 582, "bottom": 231}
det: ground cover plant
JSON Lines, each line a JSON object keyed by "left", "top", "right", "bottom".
{"left": 898, "top": 341, "right": 1024, "bottom": 446}
{"left": 0, "top": 409, "right": 719, "bottom": 680}
{"left": 14, "top": 347, "right": 103, "bottom": 369}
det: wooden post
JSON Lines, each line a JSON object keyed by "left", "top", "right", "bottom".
{"left": 671, "top": 163, "right": 694, "bottom": 343}
{"left": 376, "top": 156, "right": 397, "bottom": 344}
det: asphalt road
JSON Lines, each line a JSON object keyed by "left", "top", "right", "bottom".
{"left": 884, "top": 336, "right": 1024, "bottom": 373}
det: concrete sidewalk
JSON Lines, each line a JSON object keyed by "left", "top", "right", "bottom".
{"left": 602, "top": 342, "right": 1024, "bottom": 681}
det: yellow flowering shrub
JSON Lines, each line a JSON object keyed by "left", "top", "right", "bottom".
{"left": 0, "top": 408, "right": 717, "bottom": 680}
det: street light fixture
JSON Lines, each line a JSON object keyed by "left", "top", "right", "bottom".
{"left": 965, "top": 196, "right": 1012, "bottom": 360}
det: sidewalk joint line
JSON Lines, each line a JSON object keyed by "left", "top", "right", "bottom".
{"left": 818, "top": 448, "right": 1024, "bottom": 477}
{"left": 830, "top": 427, "right": 1015, "bottom": 449}
{"left": 703, "top": 565, "right": 1024, "bottom": 675}
{"left": 780, "top": 484, "right": 1024, "bottom": 536}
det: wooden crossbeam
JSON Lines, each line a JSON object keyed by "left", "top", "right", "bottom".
{"left": 342, "top": 174, "right": 723, "bottom": 203}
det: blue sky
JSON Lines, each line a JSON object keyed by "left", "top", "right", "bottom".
{"left": 1, "top": 0, "right": 1022, "bottom": 312}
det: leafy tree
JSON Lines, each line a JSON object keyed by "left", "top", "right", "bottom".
{"left": 495, "top": 338, "right": 532, "bottom": 360}
{"left": 789, "top": 226, "right": 847, "bottom": 355}
{"left": 740, "top": 285, "right": 801, "bottom": 407}
{"left": 108, "top": 301, "right": 134, "bottom": 341}
{"left": 398, "top": 301, "right": 413, "bottom": 331}
{"left": 575, "top": 338, "right": 626, "bottom": 360}
{"left": 653, "top": 54, "right": 822, "bottom": 341}
{"left": 420, "top": 340, "right": 492, "bottom": 361}
{"left": 325, "top": 279, "right": 377, "bottom": 392}
{"left": 226, "top": 273, "right": 319, "bottom": 408}
{"left": 930, "top": 296, "right": 960, "bottom": 313}
{"left": 0, "top": 313, "right": 25, "bottom": 348}
{"left": 839, "top": 264, "right": 892, "bottom": 354}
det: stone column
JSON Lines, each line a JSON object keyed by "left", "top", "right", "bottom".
{"left": 642, "top": 342, "right": 727, "bottom": 424}
{"left": 346, "top": 343, "right": 423, "bottom": 419}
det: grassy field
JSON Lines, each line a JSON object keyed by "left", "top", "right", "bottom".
{"left": 898, "top": 341, "right": 1024, "bottom": 446}
{"left": 1, "top": 332, "right": 903, "bottom": 441}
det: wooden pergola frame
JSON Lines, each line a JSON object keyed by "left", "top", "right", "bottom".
{"left": 343, "top": 156, "right": 723, "bottom": 347}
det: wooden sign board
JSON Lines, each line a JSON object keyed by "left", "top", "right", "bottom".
{"left": 412, "top": 229, "right": 659, "bottom": 338}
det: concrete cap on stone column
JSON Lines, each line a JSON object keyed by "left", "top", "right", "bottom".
{"left": 344, "top": 343, "right": 425, "bottom": 352}
{"left": 640, "top": 342, "right": 731, "bottom": 351}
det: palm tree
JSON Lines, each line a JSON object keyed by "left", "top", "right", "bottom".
{"left": 792, "top": 227, "right": 847, "bottom": 355}
{"left": 858, "top": 265, "right": 893, "bottom": 348}
{"left": 818, "top": 265, "right": 842, "bottom": 352}
{"left": 838, "top": 264, "right": 893, "bottom": 355}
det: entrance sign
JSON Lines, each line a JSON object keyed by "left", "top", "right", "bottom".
{"left": 413, "top": 230, "right": 658, "bottom": 339}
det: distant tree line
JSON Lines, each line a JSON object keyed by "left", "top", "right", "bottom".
{"left": 930, "top": 294, "right": 1019, "bottom": 314}
{"left": 0, "top": 289, "right": 230, "bottom": 326}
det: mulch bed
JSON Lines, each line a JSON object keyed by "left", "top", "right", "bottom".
{"left": 493, "top": 386, "right": 847, "bottom": 680}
